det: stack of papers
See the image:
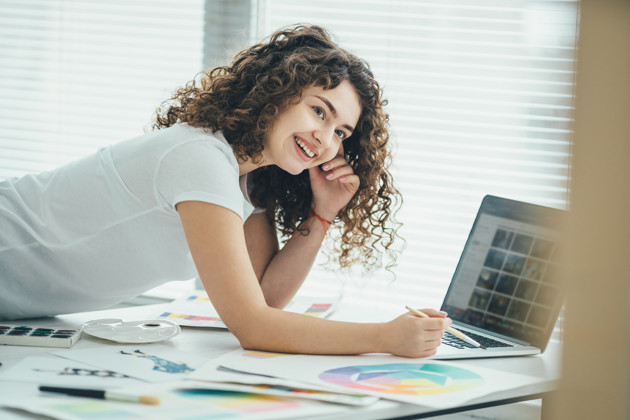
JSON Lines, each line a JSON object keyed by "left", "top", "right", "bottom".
{"left": 0, "top": 344, "right": 352, "bottom": 420}
{"left": 0, "top": 295, "right": 542, "bottom": 420}
{"left": 187, "top": 348, "right": 541, "bottom": 409}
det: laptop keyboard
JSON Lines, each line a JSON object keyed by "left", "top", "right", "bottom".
{"left": 442, "top": 330, "right": 513, "bottom": 349}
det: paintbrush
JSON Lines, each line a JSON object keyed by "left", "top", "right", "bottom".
{"left": 39, "top": 385, "right": 160, "bottom": 405}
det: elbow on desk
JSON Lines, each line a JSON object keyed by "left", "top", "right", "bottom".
{"left": 220, "top": 307, "right": 275, "bottom": 351}
{"left": 231, "top": 323, "right": 280, "bottom": 353}
{"left": 225, "top": 306, "right": 300, "bottom": 353}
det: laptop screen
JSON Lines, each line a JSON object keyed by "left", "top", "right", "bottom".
{"left": 441, "top": 195, "right": 565, "bottom": 350}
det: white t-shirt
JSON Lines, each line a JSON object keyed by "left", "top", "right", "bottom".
{"left": 0, "top": 123, "right": 256, "bottom": 320}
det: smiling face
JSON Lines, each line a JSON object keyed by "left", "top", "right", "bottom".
{"left": 260, "top": 80, "right": 362, "bottom": 175}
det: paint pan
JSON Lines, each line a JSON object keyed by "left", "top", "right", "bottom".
{"left": 81, "top": 318, "right": 180, "bottom": 343}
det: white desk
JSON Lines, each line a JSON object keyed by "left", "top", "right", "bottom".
{"left": 0, "top": 303, "right": 561, "bottom": 420}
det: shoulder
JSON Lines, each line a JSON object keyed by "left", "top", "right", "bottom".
{"left": 161, "top": 124, "right": 236, "bottom": 168}
{"left": 154, "top": 125, "right": 247, "bottom": 218}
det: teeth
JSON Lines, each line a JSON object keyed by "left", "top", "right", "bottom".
{"left": 295, "top": 137, "right": 315, "bottom": 158}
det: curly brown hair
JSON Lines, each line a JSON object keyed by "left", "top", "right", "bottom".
{"left": 154, "top": 24, "right": 402, "bottom": 272}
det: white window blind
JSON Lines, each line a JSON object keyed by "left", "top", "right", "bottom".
{"left": 0, "top": 0, "right": 578, "bottom": 330}
{"left": 0, "top": 0, "right": 205, "bottom": 180}
{"left": 258, "top": 0, "right": 578, "bottom": 319}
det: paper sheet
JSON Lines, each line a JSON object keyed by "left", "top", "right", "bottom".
{"left": 207, "top": 349, "right": 541, "bottom": 408}
{"left": 180, "top": 380, "right": 378, "bottom": 406}
{"left": 2, "top": 381, "right": 349, "bottom": 420}
{"left": 50, "top": 344, "right": 208, "bottom": 383}
{"left": 0, "top": 356, "right": 146, "bottom": 388}
{"left": 188, "top": 360, "right": 379, "bottom": 405}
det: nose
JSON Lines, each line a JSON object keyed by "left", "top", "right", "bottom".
{"left": 313, "top": 124, "right": 336, "bottom": 148}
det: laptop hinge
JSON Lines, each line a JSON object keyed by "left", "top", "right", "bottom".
{"left": 452, "top": 321, "right": 533, "bottom": 346}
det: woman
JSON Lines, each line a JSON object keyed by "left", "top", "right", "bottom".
{"left": 0, "top": 25, "right": 450, "bottom": 357}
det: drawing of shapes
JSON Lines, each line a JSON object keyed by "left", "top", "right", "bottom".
{"left": 242, "top": 351, "right": 289, "bottom": 359}
{"left": 304, "top": 303, "right": 332, "bottom": 316}
{"left": 47, "top": 400, "right": 139, "bottom": 419}
{"left": 186, "top": 295, "right": 211, "bottom": 301}
{"left": 177, "top": 390, "right": 300, "bottom": 414}
{"left": 0, "top": 356, "right": 144, "bottom": 388}
{"left": 319, "top": 363, "right": 483, "bottom": 396}
{"left": 160, "top": 312, "right": 221, "bottom": 322}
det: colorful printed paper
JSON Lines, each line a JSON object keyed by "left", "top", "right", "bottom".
{"left": 208, "top": 349, "right": 540, "bottom": 407}
{"left": 176, "top": 379, "right": 378, "bottom": 406}
{"left": 190, "top": 362, "right": 381, "bottom": 403}
{"left": 153, "top": 293, "right": 225, "bottom": 328}
{"left": 1, "top": 381, "right": 349, "bottom": 420}
{"left": 151, "top": 293, "right": 340, "bottom": 328}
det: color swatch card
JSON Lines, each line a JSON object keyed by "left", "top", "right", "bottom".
{"left": 0, "top": 356, "right": 146, "bottom": 388}
{"left": 180, "top": 379, "right": 378, "bottom": 406}
{"left": 151, "top": 293, "right": 225, "bottom": 328}
{"left": 188, "top": 359, "right": 379, "bottom": 406}
{"left": 2, "top": 381, "right": 349, "bottom": 420}
{"left": 208, "top": 349, "right": 541, "bottom": 408}
{"left": 186, "top": 364, "right": 379, "bottom": 406}
{"left": 285, "top": 295, "right": 340, "bottom": 318}
{"left": 152, "top": 293, "right": 340, "bottom": 328}
{"left": 50, "top": 344, "right": 208, "bottom": 383}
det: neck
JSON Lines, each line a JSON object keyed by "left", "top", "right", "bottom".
{"left": 238, "top": 158, "right": 269, "bottom": 176}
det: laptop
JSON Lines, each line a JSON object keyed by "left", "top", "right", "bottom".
{"left": 427, "top": 195, "right": 565, "bottom": 359}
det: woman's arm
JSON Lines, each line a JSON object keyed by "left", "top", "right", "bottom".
{"left": 177, "top": 200, "right": 450, "bottom": 357}
{"left": 244, "top": 210, "right": 329, "bottom": 309}
{"left": 244, "top": 144, "right": 361, "bottom": 309}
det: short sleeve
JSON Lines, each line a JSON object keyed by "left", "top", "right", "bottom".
{"left": 155, "top": 140, "right": 245, "bottom": 220}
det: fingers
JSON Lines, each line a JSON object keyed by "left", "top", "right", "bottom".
{"left": 411, "top": 313, "right": 451, "bottom": 330}
{"left": 406, "top": 314, "right": 451, "bottom": 357}
{"left": 419, "top": 308, "right": 449, "bottom": 319}
{"left": 321, "top": 156, "right": 348, "bottom": 172}
{"left": 321, "top": 156, "right": 355, "bottom": 182}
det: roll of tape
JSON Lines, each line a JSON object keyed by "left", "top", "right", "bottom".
{"left": 81, "top": 318, "right": 181, "bottom": 343}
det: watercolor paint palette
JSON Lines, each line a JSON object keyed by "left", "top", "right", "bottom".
{"left": 0, "top": 325, "right": 81, "bottom": 348}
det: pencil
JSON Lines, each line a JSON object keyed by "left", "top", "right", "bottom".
{"left": 405, "top": 306, "right": 487, "bottom": 350}
{"left": 39, "top": 385, "right": 160, "bottom": 405}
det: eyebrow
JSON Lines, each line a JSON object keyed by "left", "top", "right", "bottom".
{"left": 315, "top": 95, "right": 355, "bottom": 133}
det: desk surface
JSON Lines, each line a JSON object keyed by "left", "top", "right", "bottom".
{"left": 0, "top": 302, "right": 561, "bottom": 420}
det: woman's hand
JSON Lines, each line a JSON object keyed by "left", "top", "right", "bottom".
{"left": 381, "top": 309, "right": 452, "bottom": 358}
{"left": 308, "top": 143, "right": 359, "bottom": 221}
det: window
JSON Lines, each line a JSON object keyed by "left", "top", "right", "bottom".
{"left": 0, "top": 0, "right": 205, "bottom": 179}
{"left": 257, "top": 0, "right": 578, "bottom": 322}
{"left": 0, "top": 1, "right": 578, "bottom": 333}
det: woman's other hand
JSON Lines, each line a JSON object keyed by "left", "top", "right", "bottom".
{"left": 381, "top": 309, "right": 452, "bottom": 358}
{"left": 308, "top": 143, "right": 359, "bottom": 221}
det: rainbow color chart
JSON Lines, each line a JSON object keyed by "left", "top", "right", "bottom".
{"left": 319, "top": 363, "right": 484, "bottom": 395}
